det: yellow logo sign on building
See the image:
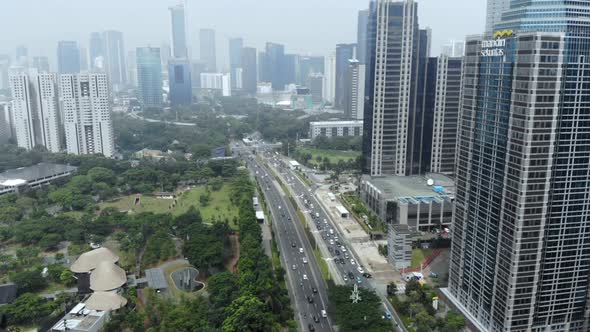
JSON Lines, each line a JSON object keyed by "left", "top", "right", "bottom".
{"left": 493, "top": 30, "right": 514, "bottom": 39}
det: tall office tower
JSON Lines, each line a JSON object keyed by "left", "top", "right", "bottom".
{"left": 265, "top": 42, "right": 286, "bottom": 90}
{"left": 169, "top": 4, "right": 188, "bottom": 59}
{"left": 136, "top": 47, "right": 163, "bottom": 107}
{"left": 258, "top": 51, "right": 270, "bottom": 83}
{"left": 32, "top": 56, "right": 50, "bottom": 73}
{"left": 357, "top": 9, "right": 370, "bottom": 64}
{"left": 347, "top": 60, "right": 365, "bottom": 120}
{"left": 199, "top": 29, "right": 217, "bottom": 72}
{"left": 161, "top": 44, "right": 172, "bottom": 67}
{"left": 283, "top": 54, "right": 298, "bottom": 86}
{"left": 103, "top": 30, "right": 127, "bottom": 88}
{"left": 445, "top": 2, "right": 590, "bottom": 331}
{"left": 79, "top": 47, "right": 88, "bottom": 71}
{"left": 323, "top": 53, "right": 336, "bottom": 105}
{"left": 427, "top": 56, "right": 461, "bottom": 175}
{"left": 57, "top": 41, "right": 81, "bottom": 75}
{"left": 334, "top": 43, "right": 356, "bottom": 110}
{"left": 126, "top": 50, "right": 137, "bottom": 87}
{"left": 229, "top": 37, "right": 243, "bottom": 89}
{"left": 89, "top": 32, "right": 104, "bottom": 70}
{"left": 298, "top": 56, "right": 324, "bottom": 86}
{"left": 241, "top": 47, "right": 257, "bottom": 95}
{"left": 60, "top": 73, "right": 115, "bottom": 158}
{"left": 168, "top": 59, "right": 192, "bottom": 106}
{"left": 0, "top": 55, "right": 9, "bottom": 90}
{"left": 9, "top": 73, "right": 61, "bottom": 152}
{"left": 485, "top": 0, "right": 510, "bottom": 36}
{"left": 191, "top": 61, "right": 207, "bottom": 89}
{"left": 362, "top": 0, "right": 430, "bottom": 176}
{"left": 0, "top": 103, "right": 12, "bottom": 144}
{"left": 441, "top": 40, "right": 465, "bottom": 57}
{"left": 15, "top": 45, "right": 28, "bottom": 67}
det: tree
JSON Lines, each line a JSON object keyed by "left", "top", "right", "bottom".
{"left": 207, "top": 271, "right": 239, "bottom": 309}
{"left": 0, "top": 206, "right": 22, "bottom": 224}
{"left": 0, "top": 293, "right": 53, "bottom": 325}
{"left": 387, "top": 281, "right": 398, "bottom": 295}
{"left": 329, "top": 285, "right": 391, "bottom": 332}
{"left": 222, "top": 294, "right": 272, "bottom": 332}
{"left": 10, "top": 269, "right": 48, "bottom": 294}
{"left": 38, "top": 233, "right": 62, "bottom": 250}
{"left": 87, "top": 167, "right": 116, "bottom": 185}
{"left": 443, "top": 311, "right": 465, "bottom": 332}
{"left": 59, "top": 270, "right": 75, "bottom": 286}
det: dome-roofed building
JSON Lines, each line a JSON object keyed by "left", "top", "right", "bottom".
{"left": 85, "top": 291, "right": 128, "bottom": 311}
{"left": 70, "top": 247, "right": 119, "bottom": 273}
{"left": 90, "top": 261, "right": 127, "bottom": 292}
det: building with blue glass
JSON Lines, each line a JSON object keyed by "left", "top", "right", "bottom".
{"left": 136, "top": 47, "right": 162, "bottom": 107}
{"left": 57, "top": 41, "right": 81, "bottom": 75}
{"left": 444, "top": 1, "right": 590, "bottom": 331}
{"left": 168, "top": 59, "right": 191, "bottom": 107}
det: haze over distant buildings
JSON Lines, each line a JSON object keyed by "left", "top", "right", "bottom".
{"left": 1, "top": 0, "right": 485, "bottom": 70}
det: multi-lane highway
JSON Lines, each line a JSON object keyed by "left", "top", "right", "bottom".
{"left": 246, "top": 156, "right": 334, "bottom": 332}
{"left": 261, "top": 153, "right": 405, "bottom": 332}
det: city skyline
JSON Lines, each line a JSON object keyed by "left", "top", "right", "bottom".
{"left": 1, "top": 0, "right": 486, "bottom": 71}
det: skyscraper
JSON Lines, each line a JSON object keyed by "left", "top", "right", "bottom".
{"left": 191, "top": 61, "right": 207, "bottom": 89}
{"left": 15, "top": 45, "right": 28, "bottom": 67}
{"left": 57, "top": 41, "right": 81, "bottom": 75}
{"left": 427, "top": 56, "right": 461, "bottom": 175}
{"left": 9, "top": 73, "right": 61, "bottom": 152}
{"left": 445, "top": 2, "right": 590, "bottom": 331}
{"left": 136, "top": 47, "right": 162, "bottom": 107}
{"left": 265, "top": 42, "right": 286, "bottom": 90}
{"left": 485, "top": 0, "right": 510, "bottom": 36}
{"left": 60, "top": 73, "right": 115, "bottom": 158}
{"left": 322, "top": 53, "right": 336, "bottom": 105}
{"left": 169, "top": 4, "right": 188, "bottom": 58}
{"left": 0, "top": 55, "right": 9, "bottom": 90}
{"left": 298, "top": 55, "right": 324, "bottom": 86}
{"left": 335, "top": 43, "right": 356, "bottom": 110}
{"left": 347, "top": 59, "right": 365, "bottom": 120}
{"left": 357, "top": 9, "right": 370, "bottom": 64}
{"left": 79, "top": 47, "right": 88, "bottom": 71}
{"left": 127, "top": 50, "right": 137, "bottom": 87}
{"left": 362, "top": 0, "right": 430, "bottom": 176}
{"left": 241, "top": 47, "right": 257, "bottom": 95}
{"left": 258, "top": 51, "right": 270, "bottom": 83}
{"left": 31, "top": 56, "right": 50, "bottom": 73}
{"left": 229, "top": 37, "right": 243, "bottom": 89}
{"left": 103, "top": 30, "right": 127, "bottom": 88}
{"left": 200, "top": 29, "right": 217, "bottom": 72}
{"left": 283, "top": 53, "right": 298, "bottom": 86}
{"left": 440, "top": 40, "right": 465, "bottom": 57}
{"left": 89, "top": 32, "right": 104, "bottom": 70}
{"left": 168, "top": 59, "right": 192, "bottom": 107}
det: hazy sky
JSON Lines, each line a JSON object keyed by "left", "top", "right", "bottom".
{"left": 1, "top": 0, "right": 486, "bottom": 70}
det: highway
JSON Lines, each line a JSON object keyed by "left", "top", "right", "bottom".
{"left": 261, "top": 152, "right": 405, "bottom": 332}
{"left": 246, "top": 156, "right": 334, "bottom": 332}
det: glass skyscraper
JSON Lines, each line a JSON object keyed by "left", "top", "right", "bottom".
{"left": 57, "top": 41, "right": 81, "bottom": 75}
{"left": 168, "top": 58, "right": 192, "bottom": 107}
{"left": 445, "top": 1, "right": 590, "bottom": 331}
{"left": 136, "top": 47, "right": 162, "bottom": 107}
{"left": 169, "top": 4, "right": 188, "bottom": 59}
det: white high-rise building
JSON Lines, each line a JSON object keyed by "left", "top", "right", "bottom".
{"left": 200, "top": 73, "right": 231, "bottom": 96}
{"left": 485, "top": 0, "right": 511, "bottom": 36}
{"left": 440, "top": 40, "right": 465, "bottom": 57}
{"left": 322, "top": 53, "right": 336, "bottom": 104}
{"left": 60, "top": 73, "right": 115, "bottom": 158}
{"left": 9, "top": 73, "right": 61, "bottom": 152}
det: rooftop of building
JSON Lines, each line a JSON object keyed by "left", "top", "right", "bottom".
{"left": 0, "top": 163, "right": 78, "bottom": 186}
{"left": 310, "top": 120, "right": 363, "bottom": 126}
{"left": 363, "top": 173, "right": 455, "bottom": 203}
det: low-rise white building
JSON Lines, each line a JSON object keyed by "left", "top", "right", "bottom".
{"left": 309, "top": 120, "right": 363, "bottom": 139}
{"left": 200, "top": 73, "right": 230, "bottom": 96}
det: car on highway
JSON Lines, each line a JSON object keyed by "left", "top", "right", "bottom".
{"left": 363, "top": 272, "right": 372, "bottom": 278}
{"left": 307, "top": 296, "right": 314, "bottom": 303}
{"left": 356, "top": 276, "right": 362, "bottom": 284}
{"left": 303, "top": 274, "right": 308, "bottom": 280}
{"left": 348, "top": 271, "right": 354, "bottom": 279}
{"left": 303, "top": 257, "right": 308, "bottom": 264}
{"left": 329, "top": 239, "right": 334, "bottom": 245}
{"left": 383, "top": 310, "right": 392, "bottom": 320}
{"left": 321, "top": 309, "right": 327, "bottom": 318}
{"left": 341, "top": 246, "right": 347, "bottom": 252}
{"left": 308, "top": 323, "right": 316, "bottom": 332}
{"left": 313, "top": 315, "right": 320, "bottom": 323}
{"left": 299, "top": 248, "right": 304, "bottom": 253}
{"left": 350, "top": 259, "right": 356, "bottom": 265}
{"left": 339, "top": 258, "right": 346, "bottom": 264}
{"left": 312, "top": 287, "right": 318, "bottom": 294}
{"left": 292, "top": 265, "right": 297, "bottom": 270}
{"left": 357, "top": 266, "right": 365, "bottom": 274}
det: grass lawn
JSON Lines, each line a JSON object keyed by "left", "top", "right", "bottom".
{"left": 99, "top": 184, "right": 239, "bottom": 229}
{"left": 314, "top": 249, "right": 331, "bottom": 281}
{"left": 297, "top": 148, "right": 360, "bottom": 166}
{"left": 411, "top": 248, "right": 434, "bottom": 268}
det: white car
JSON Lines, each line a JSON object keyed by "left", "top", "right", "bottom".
{"left": 357, "top": 266, "right": 365, "bottom": 274}
{"left": 329, "top": 239, "right": 334, "bottom": 245}
{"left": 299, "top": 248, "right": 304, "bottom": 254}
{"left": 350, "top": 259, "right": 356, "bottom": 265}
{"left": 341, "top": 246, "right": 347, "bottom": 253}
{"left": 329, "top": 229, "right": 334, "bottom": 235}
{"left": 303, "top": 274, "right": 308, "bottom": 280}
{"left": 303, "top": 257, "right": 308, "bottom": 264}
